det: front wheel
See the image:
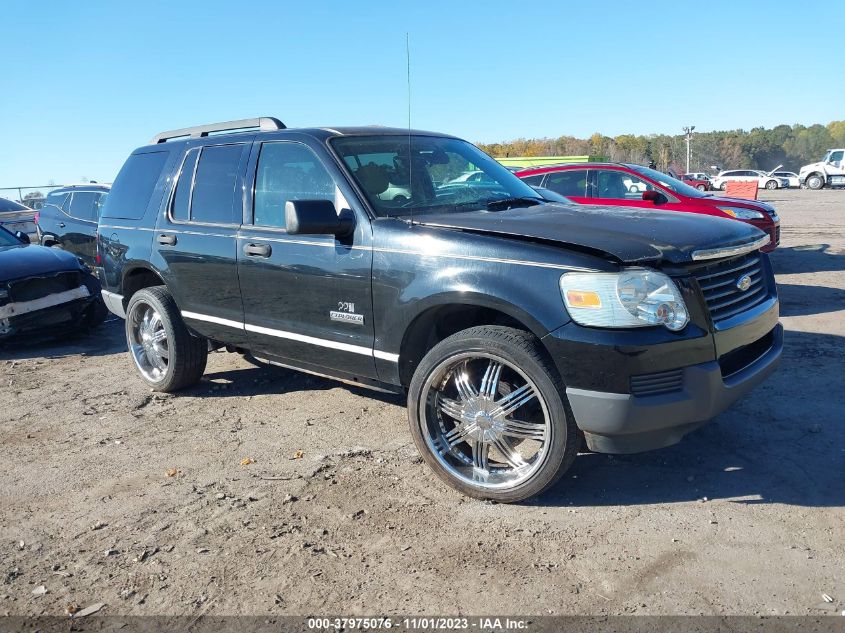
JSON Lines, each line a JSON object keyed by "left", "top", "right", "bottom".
{"left": 765, "top": 179, "right": 778, "bottom": 190}
{"left": 696, "top": 184, "right": 706, "bottom": 191}
{"left": 407, "top": 326, "right": 579, "bottom": 502}
{"left": 806, "top": 173, "right": 824, "bottom": 190}
{"left": 719, "top": 182, "right": 728, "bottom": 190}
{"left": 125, "top": 286, "right": 207, "bottom": 392}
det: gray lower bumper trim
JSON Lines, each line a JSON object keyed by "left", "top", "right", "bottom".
{"left": 101, "top": 290, "right": 125, "bottom": 319}
{"left": 567, "top": 324, "right": 783, "bottom": 454}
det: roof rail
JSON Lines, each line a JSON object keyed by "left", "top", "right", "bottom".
{"left": 149, "top": 117, "right": 285, "bottom": 144}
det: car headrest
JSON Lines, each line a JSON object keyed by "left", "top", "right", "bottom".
{"left": 355, "top": 163, "right": 390, "bottom": 196}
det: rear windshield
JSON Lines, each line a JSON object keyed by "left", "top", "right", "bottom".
{"left": 0, "top": 198, "right": 29, "bottom": 213}
{"left": 101, "top": 151, "right": 169, "bottom": 220}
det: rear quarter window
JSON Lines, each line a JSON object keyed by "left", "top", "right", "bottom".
{"left": 101, "top": 151, "right": 169, "bottom": 220}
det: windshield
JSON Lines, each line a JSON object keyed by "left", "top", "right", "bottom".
{"left": 331, "top": 135, "right": 542, "bottom": 217}
{"left": 0, "top": 226, "right": 22, "bottom": 246}
{"left": 0, "top": 197, "right": 30, "bottom": 213}
{"left": 627, "top": 164, "right": 709, "bottom": 198}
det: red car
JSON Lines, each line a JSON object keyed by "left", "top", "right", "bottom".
{"left": 517, "top": 163, "right": 779, "bottom": 252}
{"left": 680, "top": 174, "right": 712, "bottom": 191}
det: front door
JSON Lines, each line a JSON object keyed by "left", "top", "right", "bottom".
{"left": 237, "top": 139, "right": 377, "bottom": 379}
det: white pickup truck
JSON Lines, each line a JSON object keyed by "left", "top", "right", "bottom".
{"left": 798, "top": 149, "right": 845, "bottom": 189}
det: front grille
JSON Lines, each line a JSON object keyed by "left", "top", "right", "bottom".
{"left": 9, "top": 271, "right": 81, "bottom": 302}
{"left": 693, "top": 253, "right": 768, "bottom": 323}
{"left": 630, "top": 368, "right": 684, "bottom": 397}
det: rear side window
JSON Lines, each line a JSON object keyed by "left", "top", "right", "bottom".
{"left": 67, "top": 192, "right": 99, "bottom": 221}
{"left": 102, "top": 151, "right": 168, "bottom": 220}
{"left": 171, "top": 150, "right": 199, "bottom": 222}
{"left": 188, "top": 145, "right": 244, "bottom": 224}
{"left": 44, "top": 192, "right": 69, "bottom": 210}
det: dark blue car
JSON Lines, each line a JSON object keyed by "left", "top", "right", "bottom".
{"left": 36, "top": 183, "right": 110, "bottom": 268}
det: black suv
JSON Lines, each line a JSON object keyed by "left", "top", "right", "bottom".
{"left": 98, "top": 117, "right": 781, "bottom": 502}
{"left": 37, "top": 183, "right": 110, "bottom": 267}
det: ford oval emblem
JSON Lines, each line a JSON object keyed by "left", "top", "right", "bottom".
{"left": 736, "top": 274, "right": 752, "bottom": 291}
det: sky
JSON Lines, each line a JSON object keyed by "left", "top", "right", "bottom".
{"left": 2, "top": 0, "right": 844, "bottom": 187}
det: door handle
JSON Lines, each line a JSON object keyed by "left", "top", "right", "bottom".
{"left": 58, "top": 222, "right": 66, "bottom": 228}
{"left": 244, "top": 243, "right": 272, "bottom": 257}
{"left": 157, "top": 234, "right": 177, "bottom": 246}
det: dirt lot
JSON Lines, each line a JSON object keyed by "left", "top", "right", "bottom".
{"left": 1, "top": 189, "right": 843, "bottom": 617}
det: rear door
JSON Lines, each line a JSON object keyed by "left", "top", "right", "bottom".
{"left": 541, "top": 169, "right": 591, "bottom": 203}
{"left": 152, "top": 140, "right": 251, "bottom": 346}
{"left": 237, "top": 139, "right": 377, "bottom": 378}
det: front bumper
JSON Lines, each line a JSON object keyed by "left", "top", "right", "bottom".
{"left": 543, "top": 293, "right": 782, "bottom": 453}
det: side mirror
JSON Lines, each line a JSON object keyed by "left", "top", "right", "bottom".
{"left": 285, "top": 200, "right": 353, "bottom": 237}
{"left": 14, "top": 231, "right": 31, "bottom": 244}
{"left": 642, "top": 190, "right": 666, "bottom": 205}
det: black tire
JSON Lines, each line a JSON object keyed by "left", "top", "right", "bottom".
{"left": 696, "top": 184, "right": 706, "bottom": 191}
{"left": 407, "top": 325, "right": 579, "bottom": 503}
{"left": 125, "top": 286, "right": 207, "bottom": 392}
{"left": 765, "top": 179, "right": 778, "bottom": 190}
{"left": 806, "top": 173, "right": 824, "bottom": 190}
{"left": 719, "top": 182, "right": 727, "bottom": 190}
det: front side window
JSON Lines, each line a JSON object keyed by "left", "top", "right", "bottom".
{"left": 829, "top": 150, "right": 844, "bottom": 163}
{"left": 67, "top": 191, "right": 99, "bottom": 221}
{"left": 254, "top": 143, "right": 339, "bottom": 228}
{"left": 544, "top": 170, "right": 589, "bottom": 197}
{"left": 595, "top": 170, "right": 651, "bottom": 199}
{"left": 188, "top": 144, "right": 244, "bottom": 224}
{"left": 331, "top": 135, "right": 541, "bottom": 218}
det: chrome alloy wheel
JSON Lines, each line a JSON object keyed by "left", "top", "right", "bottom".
{"left": 419, "top": 352, "right": 552, "bottom": 491}
{"left": 128, "top": 301, "right": 170, "bottom": 382}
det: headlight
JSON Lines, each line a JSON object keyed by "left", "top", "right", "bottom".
{"left": 717, "top": 206, "right": 764, "bottom": 220}
{"left": 560, "top": 269, "right": 689, "bottom": 331}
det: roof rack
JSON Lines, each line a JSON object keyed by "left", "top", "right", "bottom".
{"left": 149, "top": 117, "right": 285, "bottom": 144}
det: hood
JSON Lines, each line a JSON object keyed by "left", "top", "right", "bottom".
{"left": 764, "top": 164, "right": 783, "bottom": 176}
{"left": 700, "top": 195, "right": 776, "bottom": 214}
{"left": 799, "top": 161, "right": 824, "bottom": 173}
{"left": 415, "top": 202, "right": 766, "bottom": 265}
{"left": 0, "top": 243, "right": 83, "bottom": 282}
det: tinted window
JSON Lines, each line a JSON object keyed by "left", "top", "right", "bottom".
{"left": 68, "top": 192, "right": 99, "bottom": 221}
{"left": 519, "top": 174, "right": 544, "bottom": 186}
{"left": 829, "top": 150, "right": 844, "bottom": 162}
{"left": 102, "top": 151, "right": 168, "bottom": 220}
{"left": 190, "top": 145, "right": 244, "bottom": 224}
{"left": 254, "top": 143, "right": 337, "bottom": 228}
{"left": 545, "top": 170, "right": 589, "bottom": 197}
{"left": 595, "top": 170, "right": 647, "bottom": 199}
{"left": 171, "top": 150, "right": 199, "bottom": 221}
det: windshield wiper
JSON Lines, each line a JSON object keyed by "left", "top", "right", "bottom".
{"left": 485, "top": 196, "right": 543, "bottom": 211}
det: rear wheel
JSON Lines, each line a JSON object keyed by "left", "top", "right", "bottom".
{"left": 719, "top": 181, "right": 728, "bottom": 190}
{"left": 408, "top": 326, "right": 579, "bottom": 503}
{"left": 125, "top": 286, "right": 207, "bottom": 392}
{"left": 765, "top": 179, "right": 778, "bottom": 190}
{"left": 806, "top": 173, "right": 824, "bottom": 190}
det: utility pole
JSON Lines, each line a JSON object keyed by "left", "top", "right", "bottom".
{"left": 682, "top": 126, "right": 695, "bottom": 174}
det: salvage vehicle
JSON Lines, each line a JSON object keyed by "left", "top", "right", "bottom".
{"left": 36, "top": 183, "right": 110, "bottom": 267}
{"left": 0, "top": 197, "right": 38, "bottom": 243}
{"left": 517, "top": 163, "right": 780, "bottom": 252}
{"left": 98, "top": 117, "right": 782, "bottom": 502}
{"left": 710, "top": 169, "right": 787, "bottom": 191}
{"left": 680, "top": 174, "right": 712, "bottom": 191}
{"left": 0, "top": 226, "right": 107, "bottom": 343}
{"left": 798, "top": 149, "right": 845, "bottom": 189}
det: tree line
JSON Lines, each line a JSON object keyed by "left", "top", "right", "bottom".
{"left": 478, "top": 121, "right": 845, "bottom": 173}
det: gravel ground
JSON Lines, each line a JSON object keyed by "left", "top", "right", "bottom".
{"left": 0, "top": 189, "right": 843, "bottom": 617}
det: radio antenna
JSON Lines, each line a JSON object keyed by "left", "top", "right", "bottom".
{"left": 406, "top": 32, "right": 413, "bottom": 225}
